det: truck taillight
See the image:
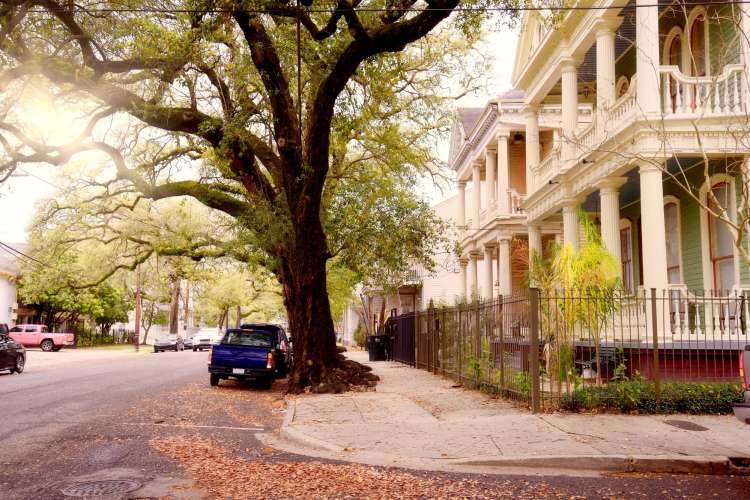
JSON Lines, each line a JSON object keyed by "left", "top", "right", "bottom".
{"left": 280, "top": 340, "right": 287, "bottom": 353}
{"left": 266, "top": 352, "right": 274, "bottom": 369}
{"left": 208, "top": 349, "right": 212, "bottom": 364}
{"left": 741, "top": 351, "right": 747, "bottom": 391}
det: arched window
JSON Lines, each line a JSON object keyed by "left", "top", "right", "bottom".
{"left": 615, "top": 76, "right": 630, "bottom": 99}
{"left": 688, "top": 8, "right": 709, "bottom": 77}
{"left": 707, "top": 182, "right": 736, "bottom": 292}
{"left": 664, "top": 198, "right": 683, "bottom": 284}
{"left": 620, "top": 219, "right": 634, "bottom": 293}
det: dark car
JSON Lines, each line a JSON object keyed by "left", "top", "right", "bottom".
{"left": 239, "top": 323, "right": 292, "bottom": 378}
{"left": 209, "top": 328, "right": 280, "bottom": 388}
{"left": 0, "top": 325, "right": 26, "bottom": 374}
{"left": 153, "top": 334, "right": 184, "bottom": 352}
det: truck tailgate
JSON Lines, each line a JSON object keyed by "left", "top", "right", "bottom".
{"left": 212, "top": 345, "right": 270, "bottom": 369}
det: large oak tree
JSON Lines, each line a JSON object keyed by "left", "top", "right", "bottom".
{"left": 0, "top": 0, "right": 499, "bottom": 390}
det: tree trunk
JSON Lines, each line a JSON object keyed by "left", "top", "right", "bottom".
{"left": 281, "top": 218, "right": 340, "bottom": 392}
{"left": 169, "top": 279, "right": 180, "bottom": 335}
{"left": 183, "top": 281, "right": 191, "bottom": 330}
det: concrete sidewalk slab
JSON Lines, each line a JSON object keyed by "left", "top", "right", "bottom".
{"left": 271, "top": 351, "right": 750, "bottom": 476}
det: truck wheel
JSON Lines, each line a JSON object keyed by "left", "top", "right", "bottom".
{"left": 12, "top": 355, "right": 24, "bottom": 374}
{"left": 40, "top": 340, "right": 54, "bottom": 352}
{"left": 210, "top": 374, "right": 220, "bottom": 386}
{"left": 192, "top": 347, "right": 197, "bottom": 352}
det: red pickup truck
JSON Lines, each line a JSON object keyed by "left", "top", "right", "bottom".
{"left": 9, "top": 324, "right": 75, "bottom": 352}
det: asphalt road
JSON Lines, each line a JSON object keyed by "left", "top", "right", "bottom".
{"left": 0, "top": 350, "right": 748, "bottom": 499}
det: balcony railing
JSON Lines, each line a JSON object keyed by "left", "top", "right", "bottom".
{"left": 660, "top": 64, "right": 744, "bottom": 116}
{"left": 508, "top": 189, "right": 526, "bottom": 213}
{"left": 535, "top": 147, "right": 560, "bottom": 191}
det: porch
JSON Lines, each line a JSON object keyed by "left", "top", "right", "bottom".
{"left": 522, "top": 0, "right": 750, "bottom": 194}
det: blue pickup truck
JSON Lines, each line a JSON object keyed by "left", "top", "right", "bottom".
{"left": 208, "top": 325, "right": 291, "bottom": 389}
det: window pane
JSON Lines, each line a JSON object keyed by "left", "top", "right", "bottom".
{"left": 620, "top": 227, "right": 633, "bottom": 292}
{"left": 709, "top": 184, "right": 734, "bottom": 258}
{"left": 716, "top": 259, "right": 735, "bottom": 292}
{"left": 664, "top": 203, "right": 680, "bottom": 282}
{"left": 690, "top": 14, "right": 706, "bottom": 76}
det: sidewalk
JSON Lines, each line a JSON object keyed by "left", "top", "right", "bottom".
{"left": 272, "top": 351, "right": 750, "bottom": 475}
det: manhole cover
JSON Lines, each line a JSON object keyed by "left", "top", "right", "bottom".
{"left": 61, "top": 479, "right": 142, "bottom": 497}
{"left": 664, "top": 419, "right": 709, "bottom": 431}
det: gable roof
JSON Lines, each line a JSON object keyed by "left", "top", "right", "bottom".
{"left": 457, "top": 107, "right": 484, "bottom": 137}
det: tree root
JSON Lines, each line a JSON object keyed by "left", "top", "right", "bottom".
{"left": 304, "top": 351, "right": 379, "bottom": 394}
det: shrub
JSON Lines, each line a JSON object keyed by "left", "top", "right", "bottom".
{"left": 560, "top": 381, "right": 744, "bottom": 414}
{"left": 353, "top": 321, "right": 365, "bottom": 347}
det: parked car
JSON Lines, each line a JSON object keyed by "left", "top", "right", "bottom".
{"left": 183, "top": 336, "right": 194, "bottom": 350}
{"left": 8, "top": 324, "right": 74, "bottom": 352}
{"left": 240, "top": 323, "right": 292, "bottom": 377}
{"left": 208, "top": 326, "right": 290, "bottom": 388}
{"left": 193, "top": 327, "right": 221, "bottom": 352}
{"left": 732, "top": 345, "right": 750, "bottom": 425}
{"left": 153, "top": 334, "right": 184, "bottom": 352}
{"left": 0, "top": 329, "right": 25, "bottom": 374}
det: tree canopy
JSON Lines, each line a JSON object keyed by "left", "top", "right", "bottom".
{"left": 0, "top": 0, "right": 510, "bottom": 391}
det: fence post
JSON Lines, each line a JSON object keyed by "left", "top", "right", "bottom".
{"left": 414, "top": 310, "right": 420, "bottom": 370}
{"left": 427, "top": 303, "right": 434, "bottom": 373}
{"left": 650, "top": 288, "right": 661, "bottom": 407}
{"left": 529, "top": 288, "right": 541, "bottom": 414}
{"left": 498, "top": 294, "right": 505, "bottom": 390}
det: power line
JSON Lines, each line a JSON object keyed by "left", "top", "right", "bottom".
{"left": 0, "top": 240, "right": 46, "bottom": 266}
{"left": 17, "top": 1, "right": 750, "bottom": 15}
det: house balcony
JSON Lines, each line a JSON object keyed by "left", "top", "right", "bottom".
{"left": 528, "top": 65, "right": 748, "bottom": 197}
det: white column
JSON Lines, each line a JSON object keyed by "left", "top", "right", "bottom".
{"left": 459, "top": 258, "right": 468, "bottom": 298}
{"left": 497, "top": 237, "right": 512, "bottom": 295}
{"left": 472, "top": 161, "right": 482, "bottom": 226}
{"left": 524, "top": 106, "right": 540, "bottom": 194}
{"left": 469, "top": 252, "right": 479, "bottom": 297}
{"left": 485, "top": 146, "right": 497, "bottom": 204}
{"left": 497, "top": 134, "right": 510, "bottom": 213}
{"left": 597, "top": 177, "right": 627, "bottom": 275}
{"left": 562, "top": 201, "right": 579, "bottom": 251}
{"left": 458, "top": 181, "right": 466, "bottom": 227}
{"left": 483, "top": 245, "right": 495, "bottom": 300}
{"left": 639, "top": 164, "right": 669, "bottom": 290}
{"left": 636, "top": 0, "right": 661, "bottom": 116}
{"left": 595, "top": 21, "right": 617, "bottom": 115}
{"left": 561, "top": 59, "right": 579, "bottom": 161}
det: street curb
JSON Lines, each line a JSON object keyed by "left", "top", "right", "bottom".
{"left": 450, "top": 454, "right": 750, "bottom": 475}
{"left": 280, "top": 398, "right": 345, "bottom": 454}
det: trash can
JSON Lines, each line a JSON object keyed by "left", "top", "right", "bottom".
{"left": 367, "top": 335, "right": 389, "bottom": 361}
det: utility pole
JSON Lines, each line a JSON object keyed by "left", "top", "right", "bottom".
{"left": 134, "top": 265, "right": 141, "bottom": 352}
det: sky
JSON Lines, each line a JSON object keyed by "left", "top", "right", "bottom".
{"left": 0, "top": 25, "right": 519, "bottom": 245}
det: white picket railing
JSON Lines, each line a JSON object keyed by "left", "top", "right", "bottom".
{"left": 535, "top": 147, "right": 560, "bottom": 191}
{"left": 607, "top": 77, "right": 638, "bottom": 123}
{"left": 508, "top": 189, "right": 526, "bottom": 213}
{"left": 610, "top": 286, "right": 750, "bottom": 340}
{"left": 660, "top": 64, "right": 744, "bottom": 116}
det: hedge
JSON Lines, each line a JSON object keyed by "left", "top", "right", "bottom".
{"left": 560, "top": 381, "right": 744, "bottom": 414}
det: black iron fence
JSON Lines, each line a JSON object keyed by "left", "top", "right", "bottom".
{"left": 383, "top": 288, "right": 747, "bottom": 412}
